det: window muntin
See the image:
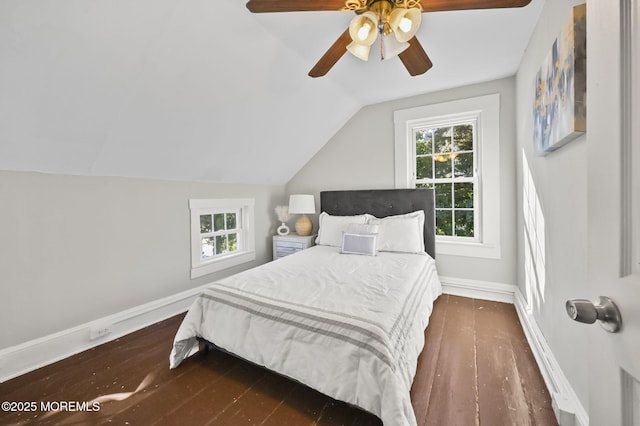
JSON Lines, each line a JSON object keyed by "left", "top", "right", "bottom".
{"left": 413, "top": 122, "right": 478, "bottom": 240}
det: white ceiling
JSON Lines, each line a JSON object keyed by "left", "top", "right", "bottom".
{"left": 0, "top": 0, "right": 544, "bottom": 185}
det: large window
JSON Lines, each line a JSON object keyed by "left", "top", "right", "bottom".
{"left": 189, "top": 198, "right": 255, "bottom": 278}
{"left": 414, "top": 122, "right": 478, "bottom": 239}
{"left": 394, "top": 93, "right": 501, "bottom": 259}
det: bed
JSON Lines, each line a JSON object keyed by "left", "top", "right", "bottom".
{"left": 170, "top": 188, "right": 442, "bottom": 426}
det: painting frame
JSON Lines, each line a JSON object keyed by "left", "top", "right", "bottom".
{"left": 533, "top": 3, "right": 587, "bottom": 155}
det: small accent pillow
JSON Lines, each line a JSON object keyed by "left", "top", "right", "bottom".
{"left": 341, "top": 223, "right": 379, "bottom": 256}
{"left": 367, "top": 210, "right": 425, "bottom": 253}
{"left": 315, "top": 212, "right": 370, "bottom": 247}
{"left": 341, "top": 233, "right": 378, "bottom": 256}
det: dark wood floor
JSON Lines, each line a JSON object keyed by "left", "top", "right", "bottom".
{"left": 0, "top": 295, "right": 558, "bottom": 425}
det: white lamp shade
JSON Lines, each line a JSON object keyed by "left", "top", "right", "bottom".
{"left": 381, "top": 34, "right": 410, "bottom": 60}
{"left": 388, "top": 7, "right": 421, "bottom": 43}
{"left": 347, "top": 41, "right": 372, "bottom": 61}
{"left": 288, "top": 194, "right": 316, "bottom": 214}
{"left": 348, "top": 11, "right": 379, "bottom": 46}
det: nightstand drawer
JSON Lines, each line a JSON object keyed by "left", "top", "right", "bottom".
{"left": 272, "top": 234, "right": 316, "bottom": 260}
{"left": 277, "top": 240, "right": 306, "bottom": 250}
{"left": 275, "top": 246, "right": 300, "bottom": 257}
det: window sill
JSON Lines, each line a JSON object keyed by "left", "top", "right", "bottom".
{"left": 191, "top": 250, "right": 256, "bottom": 279}
{"left": 436, "top": 240, "right": 501, "bottom": 259}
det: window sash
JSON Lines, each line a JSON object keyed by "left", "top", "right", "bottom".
{"left": 418, "top": 179, "right": 479, "bottom": 240}
{"left": 412, "top": 120, "right": 479, "bottom": 242}
{"left": 200, "top": 232, "right": 241, "bottom": 260}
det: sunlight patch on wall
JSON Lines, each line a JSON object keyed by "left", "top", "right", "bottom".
{"left": 522, "top": 151, "right": 547, "bottom": 311}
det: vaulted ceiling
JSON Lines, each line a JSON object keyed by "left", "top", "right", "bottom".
{"left": 0, "top": 0, "right": 543, "bottom": 185}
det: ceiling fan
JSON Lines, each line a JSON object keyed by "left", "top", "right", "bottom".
{"left": 245, "top": 0, "right": 533, "bottom": 78}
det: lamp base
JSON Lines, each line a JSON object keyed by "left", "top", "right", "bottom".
{"left": 295, "top": 215, "right": 313, "bottom": 236}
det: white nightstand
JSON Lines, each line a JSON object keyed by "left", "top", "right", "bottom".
{"left": 273, "top": 233, "right": 316, "bottom": 260}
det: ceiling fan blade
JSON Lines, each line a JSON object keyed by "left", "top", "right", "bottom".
{"left": 308, "top": 29, "right": 351, "bottom": 78}
{"left": 398, "top": 37, "right": 433, "bottom": 76}
{"left": 421, "top": 0, "right": 532, "bottom": 13}
{"left": 246, "top": 0, "right": 346, "bottom": 13}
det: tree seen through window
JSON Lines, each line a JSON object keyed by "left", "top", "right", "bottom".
{"left": 200, "top": 211, "right": 239, "bottom": 259}
{"left": 415, "top": 123, "right": 476, "bottom": 238}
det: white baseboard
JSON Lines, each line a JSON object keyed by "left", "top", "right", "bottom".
{"left": 0, "top": 283, "right": 211, "bottom": 383}
{"left": 439, "top": 275, "right": 517, "bottom": 304}
{"left": 514, "top": 290, "right": 588, "bottom": 426}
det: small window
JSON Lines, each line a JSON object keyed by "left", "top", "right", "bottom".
{"left": 199, "top": 211, "right": 240, "bottom": 260}
{"left": 190, "top": 199, "right": 255, "bottom": 278}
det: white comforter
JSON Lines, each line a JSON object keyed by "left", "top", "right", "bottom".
{"left": 170, "top": 245, "right": 442, "bottom": 425}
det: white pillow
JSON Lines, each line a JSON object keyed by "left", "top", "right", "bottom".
{"left": 345, "top": 223, "right": 379, "bottom": 235}
{"left": 367, "top": 211, "right": 425, "bottom": 253}
{"left": 315, "top": 212, "right": 370, "bottom": 247}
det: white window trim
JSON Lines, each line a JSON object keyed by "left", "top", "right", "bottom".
{"left": 394, "top": 93, "right": 501, "bottom": 259}
{"left": 189, "top": 198, "right": 256, "bottom": 279}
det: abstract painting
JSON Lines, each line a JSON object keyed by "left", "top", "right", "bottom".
{"left": 533, "top": 3, "right": 586, "bottom": 154}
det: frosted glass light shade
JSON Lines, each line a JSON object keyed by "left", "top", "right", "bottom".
{"left": 348, "top": 12, "right": 379, "bottom": 46}
{"left": 381, "top": 35, "right": 410, "bottom": 60}
{"left": 347, "top": 41, "right": 372, "bottom": 61}
{"left": 389, "top": 7, "right": 421, "bottom": 42}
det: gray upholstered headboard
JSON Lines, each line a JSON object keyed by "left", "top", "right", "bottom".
{"left": 320, "top": 188, "right": 436, "bottom": 259}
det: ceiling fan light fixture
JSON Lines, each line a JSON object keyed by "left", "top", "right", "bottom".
{"left": 389, "top": 7, "right": 421, "bottom": 42}
{"left": 347, "top": 41, "right": 372, "bottom": 61}
{"left": 381, "top": 34, "right": 410, "bottom": 60}
{"left": 247, "top": 0, "right": 535, "bottom": 78}
{"left": 348, "top": 11, "right": 379, "bottom": 46}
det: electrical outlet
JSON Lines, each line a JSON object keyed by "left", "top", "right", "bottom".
{"left": 89, "top": 324, "right": 113, "bottom": 341}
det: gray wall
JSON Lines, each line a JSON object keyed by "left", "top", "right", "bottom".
{"left": 515, "top": 0, "right": 589, "bottom": 409}
{"left": 0, "top": 171, "right": 284, "bottom": 348}
{"left": 286, "top": 77, "right": 518, "bottom": 286}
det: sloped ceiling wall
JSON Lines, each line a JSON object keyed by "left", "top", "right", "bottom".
{"left": 0, "top": 0, "right": 543, "bottom": 185}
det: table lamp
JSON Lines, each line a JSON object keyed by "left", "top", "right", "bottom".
{"left": 288, "top": 194, "right": 316, "bottom": 236}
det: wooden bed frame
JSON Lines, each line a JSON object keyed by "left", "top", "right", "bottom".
{"left": 320, "top": 188, "right": 436, "bottom": 259}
